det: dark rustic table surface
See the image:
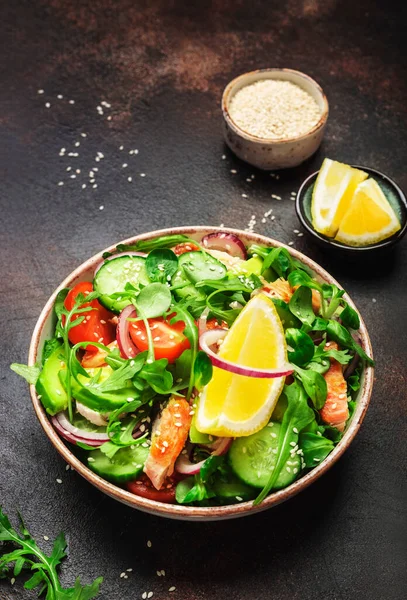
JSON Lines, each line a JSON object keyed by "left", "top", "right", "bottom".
{"left": 1, "top": 1, "right": 406, "bottom": 599}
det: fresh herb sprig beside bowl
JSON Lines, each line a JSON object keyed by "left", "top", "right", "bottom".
{"left": 0, "top": 507, "right": 102, "bottom": 598}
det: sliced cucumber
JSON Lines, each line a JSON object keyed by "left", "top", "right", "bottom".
{"left": 87, "top": 444, "right": 149, "bottom": 484}
{"left": 213, "top": 475, "right": 256, "bottom": 503}
{"left": 94, "top": 255, "right": 150, "bottom": 312}
{"left": 171, "top": 267, "right": 206, "bottom": 303}
{"left": 36, "top": 343, "right": 68, "bottom": 415}
{"left": 178, "top": 251, "right": 227, "bottom": 284}
{"left": 229, "top": 422, "right": 301, "bottom": 489}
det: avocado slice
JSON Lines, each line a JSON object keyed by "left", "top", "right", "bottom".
{"left": 60, "top": 366, "right": 140, "bottom": 412}
{"left": 36, "top": 343, "right": 68, "bottom": 415}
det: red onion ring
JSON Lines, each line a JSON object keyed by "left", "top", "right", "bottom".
{"left": 175, "top": 438, "right": 233, "bottom": 476}
{"left": 200, "top": 329, "right": 294, "bottom": 378}
{"left": 117, "top": 305, "right": 140, "bottom": 359}
{"left": 52, "top": 412, "right": 110, "bottom": 447}
{"left": 201, "top": 232, "right": 247, "bottom": 259}
{"left": 94, "top": 251, "right": 147, "bottom": 277}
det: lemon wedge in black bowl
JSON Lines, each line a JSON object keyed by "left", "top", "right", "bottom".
{"left": 296, "top": 165, "right": 407, "bottom": 252}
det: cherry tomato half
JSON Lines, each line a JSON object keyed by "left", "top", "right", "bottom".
{"left": 127, "top": 475, "right": 176, "bottom": 503}
{"left": 129, "top": 317, "right": 190, "bottom": 363}
{"left": 64, "top": 282, "right": 115, "bottom": 352}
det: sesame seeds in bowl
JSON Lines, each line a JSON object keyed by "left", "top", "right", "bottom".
{"left": 222, "top": 68, "right": 329, "bottom": 170}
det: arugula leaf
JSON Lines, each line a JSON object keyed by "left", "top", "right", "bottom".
{"left": 145, "top": 249, "right": 178, "bottom": 284}
{"left": 299, "top": 432, "right": 334, "bottom": 468}
{"left": 43, "top": 338, "right": 62, "bottom": 365}
{"left": 322, "top": 284, "right": 346, "bottom": 319}
{"left": 54, "top": 288, "right": 70, "bottom": 320}
{"left": 136, "top": 283, "right": 172, "bottom": 319}
{"left": 56, "top": 290, "right": 101, "bottom": 421}
{"left": 262, "top": 247, "right": 291, "bottom": 278}
{"left": 94, "top": 354, "right": 145, "bottom": 393}
{"left": 255, "top": 382, "right": 315, "bottom": 504}
{"left": 175, "top": 455, "right": 223, "bottom": 504}
{"left": 340, "top": 303, "right": 360, "bottom": 330}
{"left": 118, "top": 234, "right": 199, "bottom": 252}
{"left": 193, "top": 351, "right": 213, "bottom": 391}
{"left": 205, "top": 290, "right": 241, "bottom": 326}
{"left": 293, "top": 365, "right": 328, "bottom": 410}
{"left": 289, "top": 286, "right": 316, "bottom": 328}
{"left": 58, "top": 577, "right": 104, "bottom": 599}
{"left": 0, "top": 508, "right": 102, "bottom": 598}
{"left": 285, "top": 328, "right": 315, "bottom": 366}
{"left": 169, "top": 304, "right": 198, "bottom": 399}
{"left": 100, "top": 416, "right": 148, "bottom": 459}
{"left": 139, "top": 359, "right": 173, "bottom": 393}
{"left": 312, "top": 340, "right": 352, "bottom": 366}
{"left": 10, "top": 363, "right": 41, "bottom": 385}
{"left": 326, "top": 320, "right": 374, "bottom": 366}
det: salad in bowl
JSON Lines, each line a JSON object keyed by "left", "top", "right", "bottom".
{"left": 13, "top": 227, "right": 374, "bottom": 519}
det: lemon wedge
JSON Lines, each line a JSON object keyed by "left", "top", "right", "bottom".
{"left": 335, "top": 178, "right": 401, "bottom": 246}
{"left": 195, "top": 293, "right": 287, "bottom": 437}
{"left": 311, "top": 158, "right": 368, "bottom": 237}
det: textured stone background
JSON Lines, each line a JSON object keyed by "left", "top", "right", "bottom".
{"left": 1, "top": 0, "right": 406, "bottom": 598}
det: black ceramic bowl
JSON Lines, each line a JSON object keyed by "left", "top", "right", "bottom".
{"left": 295, "top": 165, "right": 407, "bottom": 252}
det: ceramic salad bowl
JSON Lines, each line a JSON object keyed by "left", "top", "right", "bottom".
{"left": 28, "top": 227, "right": 374, "bottom": 521}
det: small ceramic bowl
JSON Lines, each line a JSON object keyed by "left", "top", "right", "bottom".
{"left": 28, "top": 227, "right": 373, "bottom": 521}
{"left": 296, "top": 166, "right": 407, "bottom": 252}
{"left": 222, "top": 68, "right": 329, "bottom": 170}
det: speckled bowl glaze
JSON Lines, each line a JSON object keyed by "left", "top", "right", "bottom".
{"left": 222, "top": 68, "right": 329, "bottom": 170}
{"left": 28, "top": 227, "right": 373, "bottom": 521}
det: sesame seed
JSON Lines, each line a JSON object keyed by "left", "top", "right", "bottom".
{"left": 45, "top": 102, "right": 51, "bottom": 108}
{"left": 297, "top": 232, "right": 304, "bottom": 237}
{"left": 142, "top": 592, "right": 147, "bottom": 599}
{"left": 56, "top": 478, "right": 62, "bottom": 484}
{"left": 293, "top": 427, "right": 298, "bottom": 433}
{"left": 140, "top": 173, "right": 146, "bottom": 177}
{"left": 65, "top": 464, "right": 70, "bottom": 470}
{"left": 88, "top": 457, "right": 95, "bottom": 462}
{"left": 230, "top": 169, "right": 237, "bottom": 174}
{"left": 81, "top": 132, "right": 87, "bottom": 137}
{"left": 122, "top": 163, "right": 128, "bottom": 168}
{"left": 242, "top": 193, "right": 248, "bottom": 198}
{"left": 288, "top": 241, "right": 294, "bottom": 246}
{"left": 236, "top": 496, "right": 243, "bottom": 501}
{"left": 175, "top": 422, "right": 182, "bottom": 427}
{"left": 147, "top": 592, "right": 153, "bottom": 598}
{"left": 75, "top": 141, "right": 80, "bottom": 147}
{"left": 43, "top": 535, "right": 49, "bottom": 540}
{"left": 82, "top": 184, "right": 86, "bottom": 189}
{"left": 58, "top": 181, "right": 64, "bottom": 186}
{"left": 119, "top": 145, "right": 124, "bottom": 150}
{"left": 293, "top": 229, "right": 299, "bottom": 234}
{"left": 69, "top": 99, "right": 75, "bottom": 104}
{"left": 11, "top": 577, "right": 15, "bottom": 585}
{"left": 169, "top": 587, "right": 176, "bottom": 592}
{"left": 147, "top": 540, "right": 152, "bottom": 548}
{"left": 93, "top": 184, "right": 98, "bottom": 189}
{"left": 38, "top": 89, "right": 44, "bottom": 94}
{"left": 372, "top": 298, "right": 377, "bottom": 303}
{"left": 99, "top": 205, "right": 104, "bottom": 210}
